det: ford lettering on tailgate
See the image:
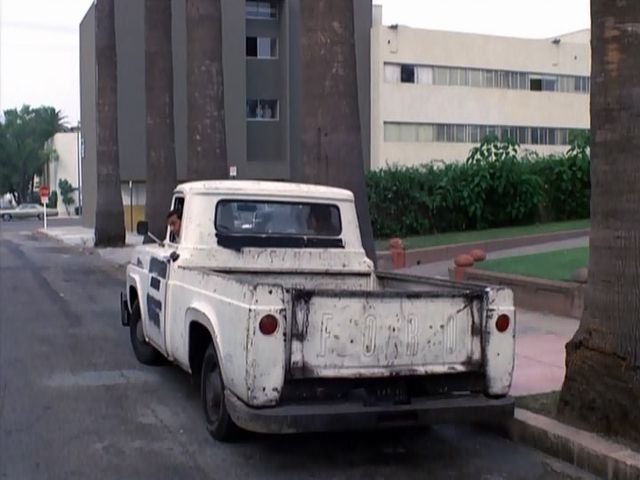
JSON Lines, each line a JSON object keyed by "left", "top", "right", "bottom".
{"left": 290, "top": 291, "right": 483, "bottom": 378}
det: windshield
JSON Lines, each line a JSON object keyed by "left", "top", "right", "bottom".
{"left": 215, "top": 200, "right": 342, "bottom": 237}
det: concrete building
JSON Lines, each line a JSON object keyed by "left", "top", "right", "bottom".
{"left": 79, "top": 0, "right": 372, "bottom": 229}
{"left": 370, "top": 5, "right": 591, "bottom": 169}
{"left": 43, "top": 130, "right": 82, "bottom": 216}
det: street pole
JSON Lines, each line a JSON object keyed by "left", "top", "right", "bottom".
{"left": 76, "top": 125, "right": 81, "bottom": 216}
{"left": 129, "top": 180, "right": 133, "bottom": 231}
{"left": 40, "top": 186, "right": 49, "bottom": 231}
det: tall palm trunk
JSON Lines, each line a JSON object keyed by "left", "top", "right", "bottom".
{"left": 94, "top": 0, "right": 126, "bottom": 247}
{"left": 145, "top": 0, "right": 178, "bottom": 238}
{"left": 185, "top": 0, "right": 227, "bottom": 180}
{"left": 559, "top": 0, "right": 640, "bottom": 443}
{"left": 298, "top": 0, "right": 376, "bottom": 265}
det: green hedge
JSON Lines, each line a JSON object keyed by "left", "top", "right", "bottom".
{"left": 367, "top": 134, "right": 590, "bottom": 239}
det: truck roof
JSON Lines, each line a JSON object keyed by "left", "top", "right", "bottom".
{"left": 175, "top": 180, "right": 355, "bottom": 201}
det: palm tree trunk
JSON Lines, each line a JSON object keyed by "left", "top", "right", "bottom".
{"left": 298, "top": 0, "right": 376, "bottom": 266}
{"left": 94, "top": 0, "right": 126, "bottom": 247}
{"left": 559, "top": 0, "right": 640, "bottom": 444}
{"left": 185, "top": 0, "right": 227, "bottom": 180}
{"left": 145, "top": 0, "right": 178, "bottom": 239}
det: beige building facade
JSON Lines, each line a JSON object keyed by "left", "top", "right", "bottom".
{"left": 371, "top": 5, "right": 591, "bottom": 169}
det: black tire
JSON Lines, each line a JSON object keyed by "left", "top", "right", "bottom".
{"left": 129, "top": 301, "right": 165, "bottom": 366}
{"left": 1, "top": 214, "right": 11, "bottom": 221}
{"left": 37, "top": 213, "right": 44, "bottom": 220}
{"left": 201, "top": 343, "right": 241, "bottom": 442}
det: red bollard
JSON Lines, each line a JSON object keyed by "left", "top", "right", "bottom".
{"left": 389, "top": 238, "right": 406, "bottom": 269}
{"left": 453, "top": 254, "right": 474, "bottom": 281}
{"left": 469, "top": 249, "right": 486, "bottom": 262}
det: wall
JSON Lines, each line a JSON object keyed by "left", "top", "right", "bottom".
{"left": 79, "top": 0, "right": 372, "bottom": 227}
{"left": 79, "top": 5, "right": 97, "bottom": 228}
{"left": 48, "top": 132, "right": 81, "bottom": 215}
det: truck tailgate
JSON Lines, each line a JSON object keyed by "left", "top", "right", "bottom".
{"left": 289, "top": 289, "right": 484, "bottom": 378}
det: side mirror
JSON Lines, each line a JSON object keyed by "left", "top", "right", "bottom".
{"left": 136, "top": 220, "right": 149, "bottom": 236}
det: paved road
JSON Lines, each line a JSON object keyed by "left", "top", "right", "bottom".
{"left": 0, "top": 230, "right": 597, "bottom": 480}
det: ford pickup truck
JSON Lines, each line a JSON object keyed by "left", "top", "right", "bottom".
{"left": 121, "top": 180, "right": 515, "bottom": 441}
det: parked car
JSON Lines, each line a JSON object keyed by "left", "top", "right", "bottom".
{"left": 1, "top": 203, "right": 58, "bottom": 221}
{"left": 121, "top": 180, "right": 516, "bottom": 442}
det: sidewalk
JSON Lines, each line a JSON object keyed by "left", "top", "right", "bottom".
{"left": 37, "top": 225, "right": 143, "bottom": 266}
{"left": 399, "top": 235, "right": 589, "bottom": 278}
{"left": 511, "top": 309, "right": 577, "bottom": 396}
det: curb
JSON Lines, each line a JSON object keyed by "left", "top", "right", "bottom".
{"left": 508, "top": 408, "right": 640, "bottom": 480}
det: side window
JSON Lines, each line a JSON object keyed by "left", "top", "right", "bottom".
{"left": 168, "top": 196, "right": 185, "bottom": 244}
{"left": 173, "top": 197, "right": 184, "bottom": 217}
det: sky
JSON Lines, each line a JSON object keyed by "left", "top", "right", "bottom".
{"left": 0, "top": 0, "right": 590, "bottom": 125}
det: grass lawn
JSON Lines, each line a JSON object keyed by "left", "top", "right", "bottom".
{"left": 478, "top": 247, "right": 589, "bottom": 281}
{"left": 375, "top": 219, "right": 589, "bottom": 251}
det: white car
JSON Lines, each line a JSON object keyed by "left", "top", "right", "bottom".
{"left": 1, "top": 203, "right": 58, "bottom": 221}
{"left": 121, "top": 180, "right": 516, "bottom": 442}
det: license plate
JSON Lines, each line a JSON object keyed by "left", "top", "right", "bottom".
{"left": 365, "top": 381, "right": 409, "bottom": 405}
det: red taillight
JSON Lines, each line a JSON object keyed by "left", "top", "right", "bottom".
{"left": 259, "top": 315, "right": 279, "bottom": 335}
{"left": 495, "top": 314, "right": 510, "bottom": 333}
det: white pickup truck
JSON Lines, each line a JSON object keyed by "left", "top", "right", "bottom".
{"left": 121, "top": 180, "right": 515, "bottom": 441}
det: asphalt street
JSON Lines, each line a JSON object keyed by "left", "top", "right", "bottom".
{"left": 0, "top": 225, "right": 598, "bottom": 480}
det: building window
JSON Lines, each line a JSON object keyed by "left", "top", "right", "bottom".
{"left": 384, "top": 123, "right": 401, "bottom": 141}
{"left": 542, "top": 77, "right": 557, "bottom": 91}
{"left": 383, "top": 122, "right": 585, "bottom": 146}
{"left": 484, "top": 70, "right": 496, "bottom": 88}
{"left": 384, "top": 64, "right": 400, "bottom": 83}
{"left": 416, "top": 66, "right": 433, "bottom": 85}
{"left": 434, "top": 67, "right": 449, "bottom": 85}
{"left": 468, "top": 125, "right": 481, "bottom": 143}
{"left": 468, "top": 69, "right": 483, "bottom": 87}
{"left": 384, "top": 62, "right": 589, "bottom": 95}
{"left": 247, "top": 99, "right": 279, "bottom": 120}
{"left": 400, "top": 64, "right": 416, "bottom": 83}
{"left": 246, "top": 37, "right": 278, "bottom": 58}
{"left": 530, "top": 77, "right": 543, "bottom": 91}
{"left": 246, "top": 1, "right": 277, "bottom": 19}
{"left": 416, "top": 124, "right": 434, "bottom": 142}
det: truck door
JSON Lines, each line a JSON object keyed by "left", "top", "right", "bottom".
{"left": 144, "top": 194, "right": 184, "bottom": 354}
{"left": 144, "top": 255, "right": 169, "bottom": 354}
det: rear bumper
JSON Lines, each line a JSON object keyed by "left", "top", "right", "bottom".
{"left": 225, "top": 391, "right": 514, "bottom": 434}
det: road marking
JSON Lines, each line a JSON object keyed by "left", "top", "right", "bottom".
{"left": 45, "top": 369, "right": 159, "bottom": 387}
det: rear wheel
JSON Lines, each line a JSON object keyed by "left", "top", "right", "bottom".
{"left": 128, "top": 301, "right": 165, "bottom": 366}
{"left": 37, "top": 213, "right": 44, "bottom": 220}
{"left": 201, "top": 343, "right": 240, "bottom": 442}
{"left": 1, "top": 214, "right": 11, "bottom": 221}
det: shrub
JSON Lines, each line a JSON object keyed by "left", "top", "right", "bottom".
{"left": 367, "top": 135, "right": 590, "bottom": 238}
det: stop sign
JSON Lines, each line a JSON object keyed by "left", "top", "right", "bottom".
{"left": 39, "top": 185, "right": 50, "bottom": 203}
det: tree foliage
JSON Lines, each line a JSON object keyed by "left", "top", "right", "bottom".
{"left": 0, "top": 105, "right": 67, "bottom": 203}
{"left": 58, "top": 178, "right": 76, "bottom": 215}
